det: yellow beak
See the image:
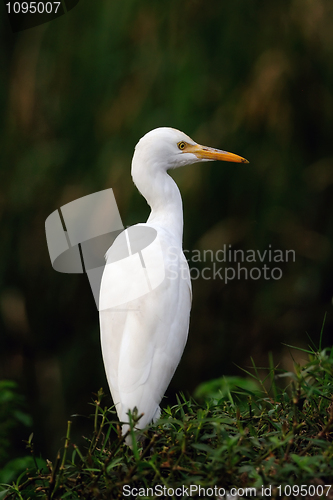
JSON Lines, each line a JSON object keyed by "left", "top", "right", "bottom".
{"left": 186, "top": 143, "right": 249, "bottom": 164}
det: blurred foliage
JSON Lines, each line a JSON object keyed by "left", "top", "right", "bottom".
{"left": 194, "top": 375, "right": 260, "bottom": 401}
{"left": 0, "top": 0, "right": 332, "bottom": 460}
{"left": 0, "top": 381, "right": 32, "bottom": 468}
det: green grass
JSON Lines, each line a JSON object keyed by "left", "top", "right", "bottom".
{"left": 1, "top": 345, "right": 333, "bottom": 499}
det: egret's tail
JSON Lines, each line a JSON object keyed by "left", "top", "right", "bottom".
{"left": 152, "top": 405, "right": 161, "bottom": 422}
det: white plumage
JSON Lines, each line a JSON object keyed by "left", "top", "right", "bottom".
{"left": 99, "top": 127, "right": 248, "bottom": 442}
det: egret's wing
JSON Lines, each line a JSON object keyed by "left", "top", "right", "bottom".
{"left": 120, "top": 273, "right": 190, "bottom": 427}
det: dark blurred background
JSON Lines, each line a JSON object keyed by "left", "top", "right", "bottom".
{"left": 0, "top": 0, "right": 332, "bottom": 463}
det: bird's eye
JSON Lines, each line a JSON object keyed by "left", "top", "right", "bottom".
{"left": 177, "top": 141, "right": 186, "bottom": 150}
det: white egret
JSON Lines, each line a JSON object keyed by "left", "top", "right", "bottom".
{"left": 99, "top": 127, "right": 248, "bottom": 442}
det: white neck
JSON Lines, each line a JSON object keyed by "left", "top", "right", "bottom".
{"left": 131, "top": 154, "right": 183, "bottom": 246}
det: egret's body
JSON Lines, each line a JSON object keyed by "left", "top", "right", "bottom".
{"left": 99, "top": 128, "right": 248, "bottom": 440}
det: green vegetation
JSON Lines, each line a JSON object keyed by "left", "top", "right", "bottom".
{"left": 1, "top": 345, "right": 332, "bottom": 499}
{"left": 0, "top": 381, "right": 33, "bottom": 487}
{"left": 0, "top": 381, "right": 31, "bottom": 464}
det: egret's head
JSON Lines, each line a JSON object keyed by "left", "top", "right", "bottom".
{"left": 133, "top": 127, "right": 249, "bottom": 171}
